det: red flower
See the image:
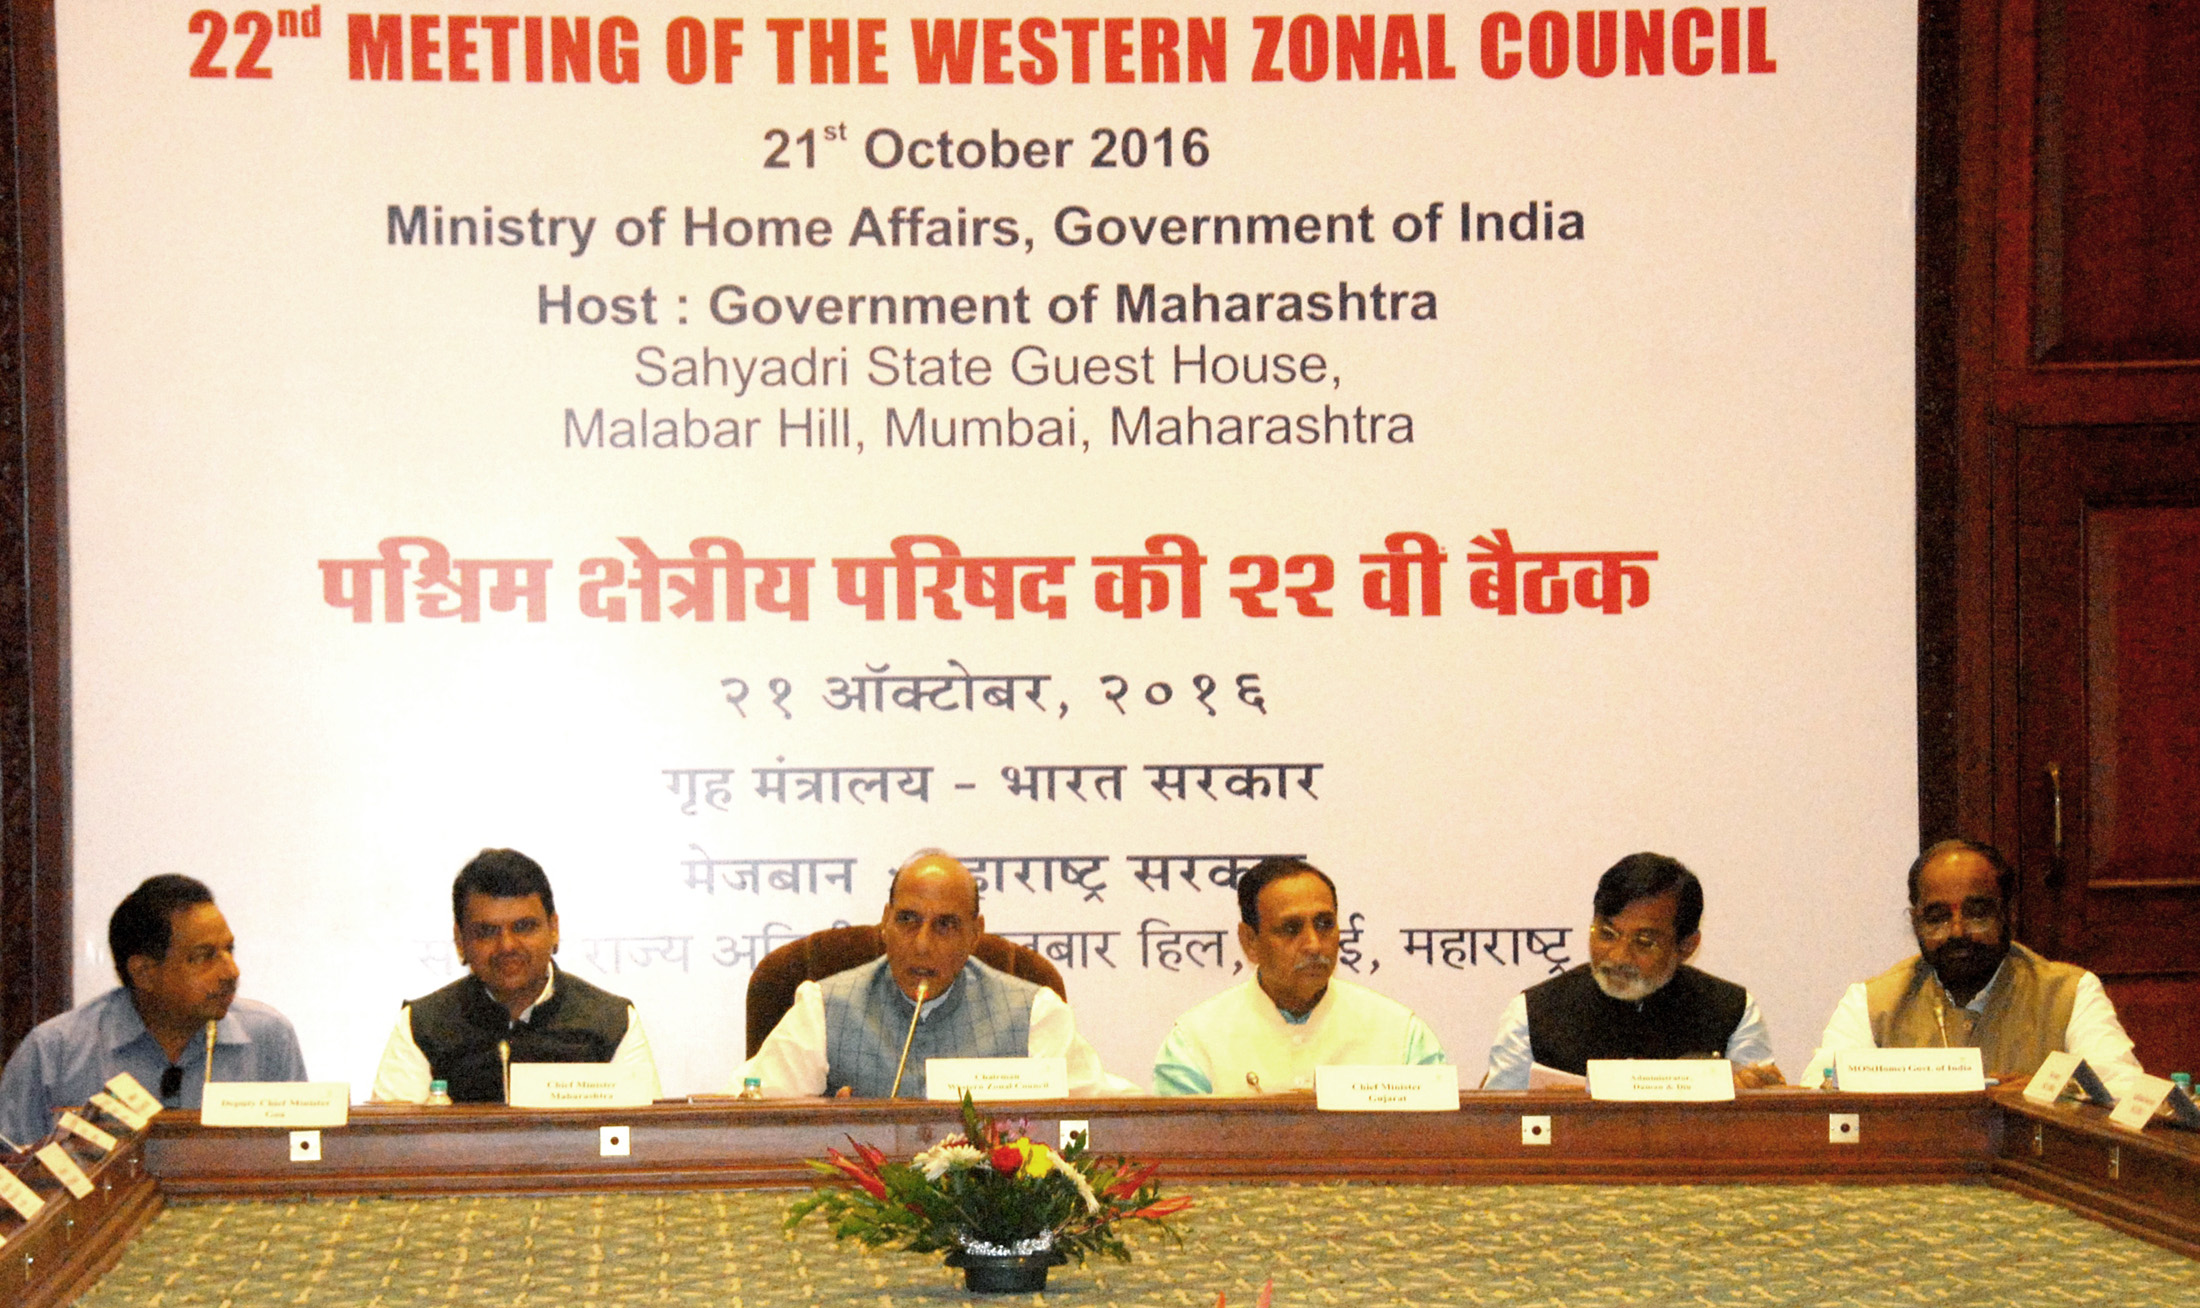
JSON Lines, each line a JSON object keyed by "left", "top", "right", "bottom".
{"left": 824, "top": 1148, "right": 887, "bottom": 1200}
{"left": 1129, "top": 1196, "right": 1192, "bottom": 1220}
{"left": 1102, "top": 1162, "right": 1159, "bottom": 1200}
{"left": 989, "top": 1144, "right": 1025, "bottom": 1173}
{"left": 850, "top": 1138, "right": 887, "bottom": 1170}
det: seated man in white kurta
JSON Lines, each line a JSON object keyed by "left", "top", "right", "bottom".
{"left": 1152, "top": 857, "right": 1447, "bottom": 1095}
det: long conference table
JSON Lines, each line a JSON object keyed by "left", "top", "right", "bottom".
{"left": 8, "top": 1085, "right": 2198, "bottom": 1307}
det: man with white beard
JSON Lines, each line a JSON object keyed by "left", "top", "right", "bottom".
{"left": 1482, "top": 853, "right": 1784, "bottom": 1090}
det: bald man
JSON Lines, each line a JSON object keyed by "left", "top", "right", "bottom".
{"left": 737, "top": 850, "right": 1125, "bottom": 1097}
{"left": 1818, "top": 838, "right": 2143, "bottom": 1095}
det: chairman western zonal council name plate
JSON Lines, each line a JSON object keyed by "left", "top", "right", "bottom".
{"left": 925, "top": 1057, "right": 1071, "bottom": 1101}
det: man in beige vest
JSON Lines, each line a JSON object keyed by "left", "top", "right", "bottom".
{"left": 1817, "top": 839, "right": 2142, "bottom": 1094}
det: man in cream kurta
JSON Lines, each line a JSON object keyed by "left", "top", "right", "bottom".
{"left": 1153, "top": 857, "right": 1446, "bottom": 1095}
{"left": 1816, "top": 839, "right": 2142, "bottom": 1096}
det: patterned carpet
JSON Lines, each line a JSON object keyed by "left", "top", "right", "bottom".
{"left": 78, "top": 1183, "right": 2200, "bottom": 1307}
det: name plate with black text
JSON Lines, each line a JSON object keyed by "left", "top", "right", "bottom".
{"left": 1834, "top": 1049, "right": 1985, "bottom": 1093}
{"left": 201, "top": 1083, "right": 352, "bottom": 1128}
{"left": 924, "top": 1057, "right": 1069, "bottom": 1101}
{"left": 1315, "top": 1065, "right": 1460, "bottom": 1111}
{"left": 507, "top": 1064, "right": 654, "bottom": 1109}
{"left": 1587, "top": 1059, "right": 1736, "bottom": 1102}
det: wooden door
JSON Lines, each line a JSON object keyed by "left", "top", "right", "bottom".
{"left": 2015, "top": 429, "right": 2200, "bottom": 1078}
{"left": 1942, "top": 0, "right": 2200, "bottom": 1079}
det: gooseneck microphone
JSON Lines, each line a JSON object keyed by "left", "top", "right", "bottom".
{"left": 888, "top": 981, "right": 929, "bottom": 1100}
{"left": 499, "top": 1040, "right": 512, "bottom": 1103}
{"left": 202, "top": 1020, "right": 219, "bottom": 1095}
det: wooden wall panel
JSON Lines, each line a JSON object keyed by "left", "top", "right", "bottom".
{"left": 0, "top": 0, "right": 72, "bottom": 1067}
{"left": 2033, "top": 0, "right": 2200, "bottom": 363}
{"left": 2083, "top": 507, "right": 2200, "bottom": 885}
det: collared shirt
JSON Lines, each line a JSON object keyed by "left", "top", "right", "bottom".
{"left": 0, "top": 987, "right": 306, "bottom": 1145}
{"left": 1482, "top": 988, "right": 1776, "bottom": 1090}
{"left": 370, "top": 963, "right": 661, "bottom": 1103}
{"left": 1817, "top": 956, "right": 2142, "bottom": 1096}
{"left": 739, "top": 971, "right": 1132, "bottom": 1096}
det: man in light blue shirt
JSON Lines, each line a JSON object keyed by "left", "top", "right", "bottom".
{"left": 0, "top": 875, "right": 305, "bottom": 1145}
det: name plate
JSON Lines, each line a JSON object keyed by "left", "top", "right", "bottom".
{"left": 1314, "top": 1064, "right": 1460, "bottom": 1111}
{"left": 57, "top": 1112, "right": 118, "bottom": 1153}
{"left": 1833, "top": 1048, "right": 1985, "bottom": 1093}
{"left": 2107, "top": 1075, "right": 2200, "bottom": 1134}
{"left": 34, "top": 1144, "right": 94, "bottom": 1199}
{"left": 0, "top": 1166, "right": 46, "bottom": 1220}
{"left": 924, "top": 1057, "right": 1069, "bottom": 1101}
{"left": 2022, "top": 1052, "right": 2114, "bottom": 1107}
{"left": 88, "top": 1092, "right": 151, "bottom": 1132}
{"left": 1587, "top": 1059, "right": 1736, "bottom": 1102}
{"left": 104, "top": 1072, "right": 165, "bottom": 1119}
{"left": 200, "top": 1083, "right": 351, "bottom": 1128}
{"left": 507, "top": 1064, "right": 653, "bottom": 1109}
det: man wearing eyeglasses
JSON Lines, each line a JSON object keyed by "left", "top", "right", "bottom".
{"left": 371, "top": 848, "right": 661, "bottom": 1103}
{"left": 1815, "top": 838, "right": 2142, "bottom": 1093}
{"left": 1482, "top": 852, "right": 1783, "bottom": 1090}
{"left": 0, "top": 875, "right": 306, "bottom": 1146}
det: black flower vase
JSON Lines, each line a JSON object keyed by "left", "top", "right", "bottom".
{"left": 944, "top": 1247, "right": 1067, "bottom": 1293}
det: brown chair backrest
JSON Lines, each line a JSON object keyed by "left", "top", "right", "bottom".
{"left": 743, "top": 924, "right": 1068, "bottom": 1058}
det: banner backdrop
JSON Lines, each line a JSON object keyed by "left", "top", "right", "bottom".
{"left": 58, "top": 1, "right": 1918, "bottom": 1096}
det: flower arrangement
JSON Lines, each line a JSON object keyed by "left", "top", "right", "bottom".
{"left": 785, "top": 1093, "right": 1190, "bottom": 1271}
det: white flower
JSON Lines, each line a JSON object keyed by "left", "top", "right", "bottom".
{"left": 913, "top": 1142, "right": 984, "bottom": 1181}
{"left": 1062, "top": 1159, "right": 1102, "bottom": 1214}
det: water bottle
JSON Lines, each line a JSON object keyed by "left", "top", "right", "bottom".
{"left": 425, "top": 1079, "right": 453, "bottom": 1106}
{"left": 2172, "top": 1072, "right": 2192, "bottom": 1098}
{"left": 738, "top": 1076, "right": 764, "bottom": 1100}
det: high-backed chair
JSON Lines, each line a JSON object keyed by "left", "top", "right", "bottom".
{"left": 743, "top": 924, "right": 1067, "bottom": 1058}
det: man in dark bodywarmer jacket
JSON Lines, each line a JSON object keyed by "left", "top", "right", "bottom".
{"left": 1482, "top": 853, "right": 1784, "bottom": 1090}
{"left": 371, "top": 849, "right": 661, "bottom": 1103}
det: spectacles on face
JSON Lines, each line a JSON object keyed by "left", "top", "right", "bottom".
{"left": 1913, "top": 896, "right": 2002, "bottom": 939}
{"left": 1590, "top": 923, "right": 1673, "bottom": 955}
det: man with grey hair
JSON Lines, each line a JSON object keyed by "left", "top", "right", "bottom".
{"left": 738, "top": 849, "right": 1125, "bottom": 1097}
